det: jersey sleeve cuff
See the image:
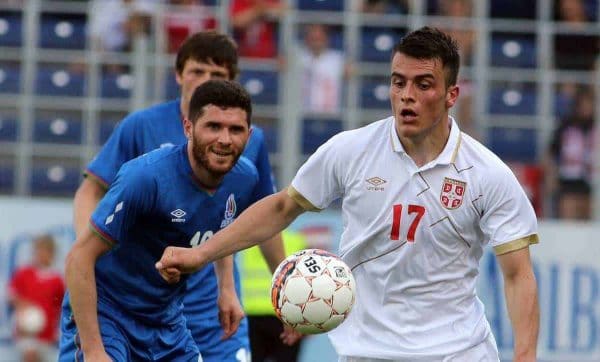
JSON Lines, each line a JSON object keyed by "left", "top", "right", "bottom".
{"left": 89, "top": 221, "right": 117, "bottom": 248}
{"left": 84, "top": 170, "right": 109, "bottom": 190}
{"left": 287, "top": 186, "right": 321, "bottom": 212}
{"left": 493, "top": 234, "right": 539, "bottom": 255}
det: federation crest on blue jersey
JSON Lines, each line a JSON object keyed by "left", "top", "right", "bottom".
{"left": 220, "top": 194, "right": 237, "bottom": 228}
{"left": 440, "top": 177, "right": 466, "bottom": 210}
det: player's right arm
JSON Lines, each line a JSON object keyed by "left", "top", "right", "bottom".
{"left": 73, "top": 178, "right": 106, "bottom": 237}
{"left": 64, "top": 226, "right": 113, "bottom": 360}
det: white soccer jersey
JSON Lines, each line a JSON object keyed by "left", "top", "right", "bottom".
{"left": 289, "top": 116, "right": 539, "bottom": 360}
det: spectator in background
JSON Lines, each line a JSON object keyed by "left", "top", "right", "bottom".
{"left": 164, "top": 0, "right": 216, "bottom": 53}
{"left": 8, "top": 234, "right": 65, "bottom": 362}
{"left": 361, "top": 0, "right": 408, "bottom": 13}
{"left": 300, "top": 23, "right": 348, "bottom": 115}
{"left": 230, "top": 0, "right": 285, "bottom": 58}
{"left": 546, "top": 86, "right": 596, "bottom": 220}
{"left": 553, "top": 0, "right": 599, "bottom": 70}
{"left": 89, "top": 0, "right": 159, "bottom": 53}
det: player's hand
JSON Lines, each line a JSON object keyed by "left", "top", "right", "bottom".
{"left": 155, "top": 246, "right": 204, "bottom": 280}
{"left": 280, "top": 324, "right": 303, "bottom": 346}
{"left": 218, "top": 287, "right": 245, "bottom": 340}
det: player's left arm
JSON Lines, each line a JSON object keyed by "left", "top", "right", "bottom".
{"left": 214, "top": 255, "right": 244, "bottom": 340}
{"left": 497, "top": 246, "right": 539, "bottom": 362}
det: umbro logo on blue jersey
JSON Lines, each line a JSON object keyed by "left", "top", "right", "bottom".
{"left": 171, "top": 209, "right": 186, "bottom": 223}
{"left": 105, "top": 202, "right": 124, "bottom": 225}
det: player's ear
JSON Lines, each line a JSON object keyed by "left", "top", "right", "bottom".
{"left": 445, "top": 85, "right": 459, "bottom": 109}
{"left": 183, "top": 118, "right": 193, "bottom": 139}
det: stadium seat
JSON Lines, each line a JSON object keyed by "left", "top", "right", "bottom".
{"left": 99, "top": 117, "right": 122, "bottom": 145}
{"left": 35, "top": 65, "right": 86, "bottom": 97}
{"left": 0, "top": 159, "right": 15, "bottom": 193}
{"left": 488, "top": 127, "right": 537, "bottom": 163}
{"left": 239, "top": 70, "right": 278, "bottom": 105}
{"left": 33, "top": 115, "right": 83, "bottom": 144}
{"left": 488, "top": 84, "right": 536, "bottom": 115}
{"left": 360, "top": 77, "right": 389, "bottom": 109}
{"left": 30, "top": 158, "right": 80, "bottom": 196}
{"left": 490, "top": 33, "right": 536, "bottom": 68}
{"left": 360, "top": 27, "right": 404, "bottom": 62}
{"left": 165, "top": 71, "right": 179, "bottom": 100}
{"left": 39, "top": 13, "right": 87, "bottom": 49}
{"left": 302, "top": 118, "right": 342, "bottom": 154}
{"left": 0, "top": 11, "right": 22, "bottom": 47}
{"left": 101, "top": 71, "right": 133, "bottom": 99}
{"left": 0, "top": 114, "right": 18, "bottom": 141}
{"left": 0, "top": 63, "right": 20, "bottom": 93}
{"left": 297, "top": 0, "right": 344, "bottom": 11}
{"left": 256, "top": 122, "right": 278, "bottom": 154}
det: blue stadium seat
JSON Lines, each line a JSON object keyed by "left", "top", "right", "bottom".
{"left": 0, "top": 160, "right": 15, "bottom": 193}
{"left": 0, "top": 63, "right": 20, "bottom": 93}
{"left": 35, "top": 66, "right": 85, "bottom": 96}
{"left": 256, "top": 122, "right": 278, "bottom": 154}
{"left": 101, "top": 71, "right": 133, "bottom": 98}
{"left": 490, "top": 33, "right": 536, "bottom": 68}
{"left": 0, "top": 12, "right": 22, "bottom": 47}
{"left": 302, "top": 118, "right": 342, "bottom": 154}
{"left": 39, "top": 14, "right": 87, "bottom": 49}
{"left": 488, "top": 127, "right": 537, "bottom": 163}
{"left": 239, "top": 70, "right": 278, "bottom": 105}
{"left": 33, "top": 116, "right": 83, "bottom": 144}
{"left": 298, "top": 0, "right": 344, "bottom": 11}
{"left": 0, "top": 115, "right": 18, "bottom": 141}
{"left": 360, "top": 27, "right": 404, "bottom": 62}
{"left": 30, "top": 159, "right": 80, "bottom": 196}
{"left": 99, "top": 117, "right": 121, "bottom": 145}
{"left": 361, "top": 77, "right": 389, "bottom": 109}
{"left": 488, "top": 84, "right": 536, "bottom": 115}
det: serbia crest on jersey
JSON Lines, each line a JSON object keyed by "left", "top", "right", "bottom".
{"left": 87, "top": 143, "right": 260, "bottom": 325}
{"left": 440, "top": 177, "right": 466, "bottom": 209}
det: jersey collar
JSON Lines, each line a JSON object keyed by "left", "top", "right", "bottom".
{"left": 389, "top": 116, "right": 462, "bottom": 166}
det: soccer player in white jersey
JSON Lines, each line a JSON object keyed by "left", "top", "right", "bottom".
{"left": 156, "top": 27, "right": 540, "bottom": 362}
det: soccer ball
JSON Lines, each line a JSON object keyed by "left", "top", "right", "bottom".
{"left": 271, "top": 249, "right": 356, "bottom": 334}
{"left": 16, "top": 305, "right": 46, "bottom": 335}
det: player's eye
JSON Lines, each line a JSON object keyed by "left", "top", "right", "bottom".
{"left": 418, "top": 83, "right": 431, "bottom": 90}
{"left": 211, "top": 72, "right": 227, "bottom": 80}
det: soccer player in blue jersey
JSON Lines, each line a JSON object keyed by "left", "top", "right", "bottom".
{"left": 59, "top": 80, "right": 262, "bottom": 361}
{"left": 71, "top": 31, "right": 291, "bottom": 361}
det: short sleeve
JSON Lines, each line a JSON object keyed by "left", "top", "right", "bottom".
{"left": 479, "top": 165, "right": 539, "bottom": 255}
{"left": 289, "top": 135, "right": 344, "bottom": 211}
{"left": 90, "top": 160, "right": 156, "bottom": 246}
{"left": 85, "top": 114, "right": 141, "bottom": 188}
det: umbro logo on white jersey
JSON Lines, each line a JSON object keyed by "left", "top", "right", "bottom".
{"left": 171, "top": 209, "right": 187, "bottom": 223}
{"left": 366, "top": 177, "right": 386, "bottom": 191}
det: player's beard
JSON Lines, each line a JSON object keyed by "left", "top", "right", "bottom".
{"left": 191, "top": 135, "right": 241, "bottom": 179}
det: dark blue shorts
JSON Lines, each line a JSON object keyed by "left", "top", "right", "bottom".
{"left": 58, "top": 300, "right": 200, "bottom": 362}
{"left": 187, "top": 314, "right": 250, "bottom": 362}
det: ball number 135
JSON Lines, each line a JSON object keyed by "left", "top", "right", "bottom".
{"left": 390, "top": 204, "right": 425, "bottom": 242}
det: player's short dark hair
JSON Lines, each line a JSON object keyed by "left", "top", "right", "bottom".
{"left": 392, "top": 27, "right": 460, "bottom": 86}
{"left": 188, "top": 80, "right": 252, "bottom": 125}
{"left": 175, "top": 31, "right": 239, "bottom": 80}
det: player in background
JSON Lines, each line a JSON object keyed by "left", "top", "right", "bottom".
{"left": 59, "top": 80, "right": 263, "bottom": 361}
{"left": 71, "top": 31, "right": 292, "bottom": 360}
{"left": 157, "top": 27, "right": 540, "bottom": 361}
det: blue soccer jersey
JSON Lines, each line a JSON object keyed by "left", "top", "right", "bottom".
{"left": 90, "top": 144, "right": 260, "bottom": 324}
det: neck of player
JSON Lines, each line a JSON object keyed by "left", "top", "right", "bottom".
{"left": 397, "top": 114, "right": 452, "bottom": 168}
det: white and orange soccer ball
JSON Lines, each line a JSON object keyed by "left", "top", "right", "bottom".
{"left": 271, "top": 249, "right": 356, "bottom": 334}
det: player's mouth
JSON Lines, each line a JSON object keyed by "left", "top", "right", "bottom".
{"left": 400, "top": 108, "right": 418, "bottom": 122}
{"left": 211, "top": 149, "right": 234, "bottom": 159}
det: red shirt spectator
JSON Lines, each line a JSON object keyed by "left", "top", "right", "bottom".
{"left": 231, "top": 0, "right": 284, "bottom": 58}
{"left": 9, "top": 265, "right": 65, "bottom": 343}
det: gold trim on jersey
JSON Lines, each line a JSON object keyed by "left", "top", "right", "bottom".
{"left": 287, "top": 186, "right": 321, "bottom": 211}
{"left": 450, "top": 132, "right": 463, "bottom": 163}
{"left": 494, "top": 234, "right": 539, "bottom": 255}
